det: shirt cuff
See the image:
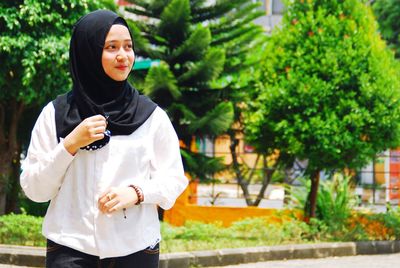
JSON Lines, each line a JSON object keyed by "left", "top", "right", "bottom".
{"left": 136, "top": 173, "right": 189, "bottom": 210}
{"left": 139, "top": 181, "right": 160, "bottom": 205}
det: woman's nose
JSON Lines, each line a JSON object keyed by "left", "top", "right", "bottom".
{"left": 116, "top": 54, "right": 126, "bottom": 62}
{"left": 116, "top": 48, "right": 128, "bottom": 62}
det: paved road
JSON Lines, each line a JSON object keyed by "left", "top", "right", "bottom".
{"left": 1, "top": 253, "right": 399, "bottom": 268}
{"left": 211, "top": 253, "right": 400, "bottom": 268}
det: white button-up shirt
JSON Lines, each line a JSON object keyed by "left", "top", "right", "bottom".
{"left": 20, "top": 103, "right": 188, "bottom": 258}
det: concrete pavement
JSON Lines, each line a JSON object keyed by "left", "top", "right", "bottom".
{"left": 1, "top": 241, "right": 400, "bottom": 267}
{"left": 2, "top": 253, "right": 400, "bottom": 268}
{"left": 210, "top": 253, "right": 400, "bottom": 268}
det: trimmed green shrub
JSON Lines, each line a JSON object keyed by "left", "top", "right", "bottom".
{"left": 0, "top": 213, "right": 44, "bottom": 247}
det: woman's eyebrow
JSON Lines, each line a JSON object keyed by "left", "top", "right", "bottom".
{"left": 105, "top": 39, "right": 132, "bottom": 43}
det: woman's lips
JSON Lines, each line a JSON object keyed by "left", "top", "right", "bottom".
{"left": 116, "top": 65, "right": 128, "bottom": 70}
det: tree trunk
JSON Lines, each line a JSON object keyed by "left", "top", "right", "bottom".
{"left": 253, "top": 155, "right": 274, "bottom": 207}
{"left": 0, "top": 153, "right": 11, "bottom": 214}
{"left": 5, "top": 148, "right": 21, "bottom": 214}
{"left": 308, "top": 170, "right": 320, "bottom": 219}
{"left": 229, "top": 135, "right": 251, "bottom": 204}
{"left": 0, "top": 100, "right": 24, "bottom": 215}
{"left": 229, "top": 133, "right": 275, "bottom": 207}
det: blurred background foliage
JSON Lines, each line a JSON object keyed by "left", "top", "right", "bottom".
{"left": 0, "top": 0, "right": 400, "bottom": 237}
{"left": 0, "top": 0, "right": 117, "bottom": 214}
{"left": 244, "top": 0, "right": 400, "bottom": 217}
{"left": 125, "top": 0, "right": 266, "bottom": 180}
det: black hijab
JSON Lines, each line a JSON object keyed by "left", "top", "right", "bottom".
{"left": 53, "top": 10, "right": 157, "bottom": 149}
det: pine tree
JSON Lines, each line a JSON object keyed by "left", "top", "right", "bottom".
{"left": 125, "top": 0, "right": 265, "bottom": 180}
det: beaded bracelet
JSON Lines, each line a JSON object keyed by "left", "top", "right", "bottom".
{"left": 123, "top": 185, "right": 144, "bottom": 219}
{"left": 129, "top": 185, "right": 144, "bottom": 205}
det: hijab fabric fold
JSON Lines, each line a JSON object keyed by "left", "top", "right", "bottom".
{"left": 53, "top": 10, "right": 157, "bottom": 149}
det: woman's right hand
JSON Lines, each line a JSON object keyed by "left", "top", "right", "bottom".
{"left": 63, "top": 115, "right": 107, "bottom": 155}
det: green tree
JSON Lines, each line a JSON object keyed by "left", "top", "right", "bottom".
{"left": 125, "top": 0, "right": 265, "bottom": 180}
{"left": 373, "top": 0, "right": 400, "bottom": 58}
{"left": 0, "top": 0, "right": 115, "bottom": 214}
{"left": 228, "top": 42, "right": 278, "bottom": 207}
{"left": 206, "top": 2, "right": 273, "bottom": 206}
{"left": 245, "top": 0, "right": 400, "bottom": 217}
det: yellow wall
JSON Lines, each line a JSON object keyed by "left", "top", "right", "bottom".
{"left": 214, "top": 134, "right": 259, "bottom": 166}
{"left": 164, "top": 182, "right": 302, "bottom": 227}
{"left": 209, "top": 134, "right": 261, "bottom": 181}
{"left": 374, "top": 156, "right": 386, "bottom": 185}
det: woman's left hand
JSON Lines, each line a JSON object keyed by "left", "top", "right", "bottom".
{"left": 98, "top": 186, "right": 138, "bottom": 214}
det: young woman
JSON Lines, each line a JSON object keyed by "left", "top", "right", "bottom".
{"left": 20, "top": 10, "right": 188, "bottom": 268}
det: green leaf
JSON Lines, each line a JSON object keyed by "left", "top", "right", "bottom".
{"left": 178, "top": 47, "right": 225, "bottom": 86}
{"left": 189, "top": 101, "right": 234, "bottom": 135}
{"left": 245, "top": 0, "right": 400, "bottom": 171}
{"left": 171, "top": 26, "right": 211, "bottom": 62}
{"left": 127, "top": 0, "right": 265, "bottom": 180}
{"left": 159, "top": 0, "right": 191, "bottom": 47}
{"left": 180, "top": 149, "right": 226, "bottom": 180}
{"left": 144, "top": 62, "right": 180, "bottom": 99}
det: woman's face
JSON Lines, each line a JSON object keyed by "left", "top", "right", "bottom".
{"left": 102, "top": 24, "right": 135, "bottom": 81}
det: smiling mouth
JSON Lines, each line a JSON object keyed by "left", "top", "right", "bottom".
{"left": 116, "top": 66, "right": 128, "bottom": 70}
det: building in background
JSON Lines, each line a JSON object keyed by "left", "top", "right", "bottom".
{"left": 254, "top": 0, "right": 284, "bottom": 32}
{"left": 359, "top": 150, "right": 400, "bottom": 206}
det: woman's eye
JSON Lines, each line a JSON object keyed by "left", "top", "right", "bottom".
{"left": 105, "top": 45, "right": 116, "bottom": 50}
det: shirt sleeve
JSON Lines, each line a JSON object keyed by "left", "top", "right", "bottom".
{"left": 20, "top": 103, "right": 75, "bottom": 202}
{"left": 139, "top": 108, "right": 189, "bottom": 210}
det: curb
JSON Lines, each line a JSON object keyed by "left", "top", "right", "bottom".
{"left": 0, "top": 245, "right": 45, "bottom": 267}
{"left": 0, "top": 241, "right": 399, "bottom": 267}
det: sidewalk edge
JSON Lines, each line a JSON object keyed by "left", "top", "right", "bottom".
{"left": 1, "top": 241, "right": 399, "bottom": 267}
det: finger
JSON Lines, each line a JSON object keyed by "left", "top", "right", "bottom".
{"left": 105, "top": 199, "right": 120, "bottom": 212}
{"left": 88, "top": 120, "right": 107, "bottom": 128}
{"left": 99, "top": 188, "right": 117, "bottom": 199}
{"left": 99, "top": 189, "right": 111, "bottom": 200}
{"left": 98, "top": 192, "right": 114, "bottom": 208}
{"left": 109, "top": 202, "right": 124, "bottom": 213}
{"left": 106, "top": 192, "right": 116, "bottom": 201}
{"left": 90, "top": 114, "right": 107, "bottom": 122}
{"left": 99, "top": 203, "right": 107, "bottom": 213}
{"left": 98, "top": 197, "right": 107, "bottom": 212}
{"left": 98, "top": 195, "right": 108, "bottom": 206}
{"left": 91, "top": 133, "right": 105, "bottom": 141}
{"left": 84, "top": 115, "right": 105, "bottom": 125}
{"left": 90, "top": 126, "right": 106, "bottom": 136}
{"left": 99, "top": 199, "right": 116, "bottom": 213}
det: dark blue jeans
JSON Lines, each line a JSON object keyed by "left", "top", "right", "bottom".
{"left": 46, "top": 239, "right": 159, "bottom": 268}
